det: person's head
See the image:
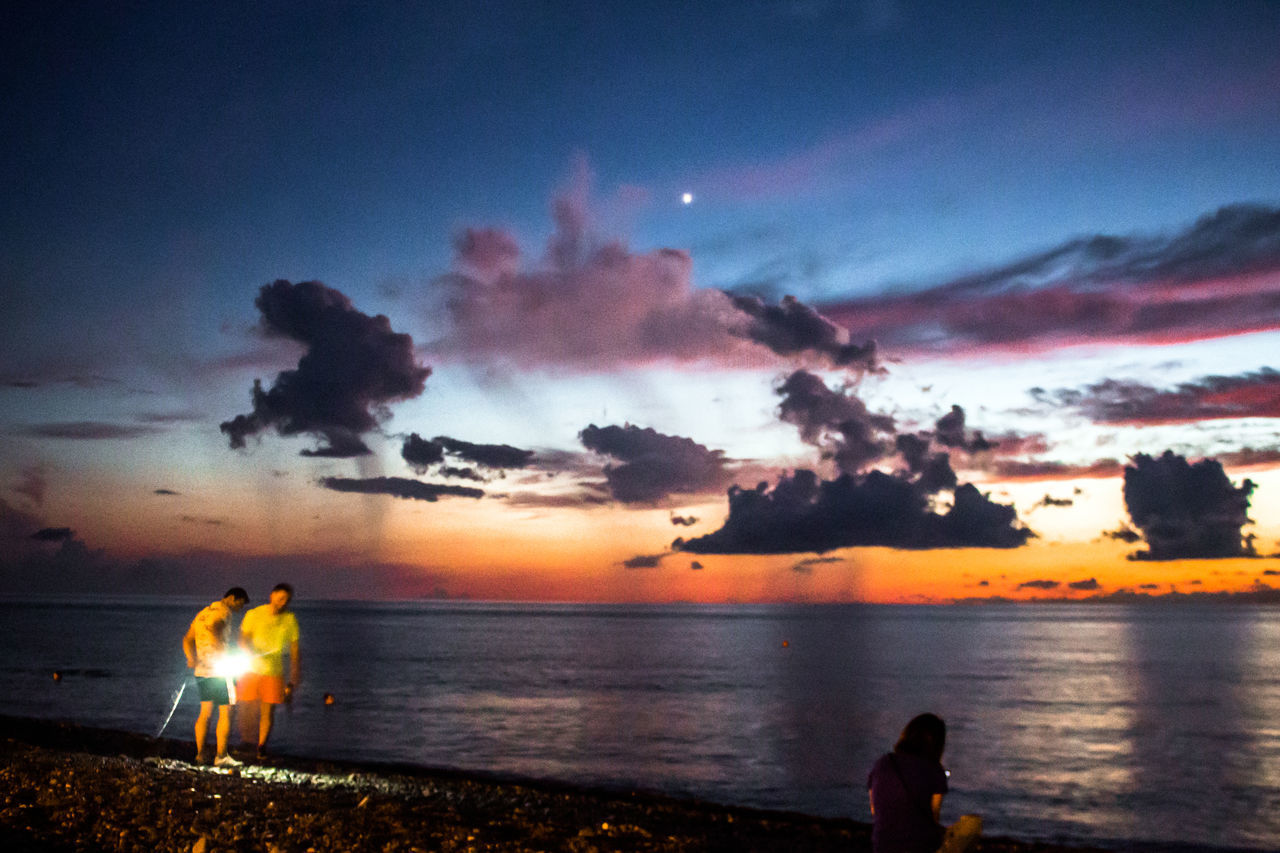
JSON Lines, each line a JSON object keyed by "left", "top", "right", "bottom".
{"left": 894, "top": 713, "right": 946, "bottom": 764}
{"left": 268, "top": 582, "right": 294, "bottom": 613}
{"left": 222, "top": 587, "right": 250, "bottom": 612}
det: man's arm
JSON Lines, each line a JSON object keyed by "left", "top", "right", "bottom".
{"left": 183, "top": 625, "right": 197, "bottom": 669}
{"left": 289, "top": 639, "right": 300, "bottom": 686}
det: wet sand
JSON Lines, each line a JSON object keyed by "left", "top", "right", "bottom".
{"left": 0, "top": 714, "right": 1112, "bottom": 852}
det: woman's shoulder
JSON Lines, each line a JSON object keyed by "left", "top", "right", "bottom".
{"left": 868, "top": 751, "right": 897, "bottom": 775}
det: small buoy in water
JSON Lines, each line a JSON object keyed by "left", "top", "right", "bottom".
{"left": 323, "top": 692, "right": 335, "bottom": 706}
{"left": 52, "top": 671, "right": 62, "bottom": 682}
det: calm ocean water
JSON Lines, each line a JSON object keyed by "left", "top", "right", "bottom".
{"left": 1, "top": 598, "right": 1277, "bottom": 851}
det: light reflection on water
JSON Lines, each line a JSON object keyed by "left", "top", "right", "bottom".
{"left": 0, "top": 599, "right": 1277, "bottom": 850}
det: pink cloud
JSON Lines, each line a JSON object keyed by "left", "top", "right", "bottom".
{"left": 822, "top": 205, "right": 1280, "bottom": 358}
{"left": 431, "top": 189, "right": 874, "bottom": 371}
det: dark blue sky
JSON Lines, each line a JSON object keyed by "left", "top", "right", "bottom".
{"left": 2, "top": 1, "right": 1278, "bottom": 600}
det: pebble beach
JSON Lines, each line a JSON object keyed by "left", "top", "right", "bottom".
{"left": 0, "top": 714, "right": 1124, "bottom": 853}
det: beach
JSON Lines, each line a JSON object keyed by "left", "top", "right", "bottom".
{"left": 0, "top": 715, "right": 1116, "bottom": 853}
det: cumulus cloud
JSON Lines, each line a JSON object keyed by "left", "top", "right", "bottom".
{"left": 1036, "top": 368, "right": 1280, "bottom": 425}
{"left": 433, "top": 187, "right": 880, "bottom": 371}
{"left": 676, "top": 371, "right": 1033, "bottom": 554}
{"left": 221, "top": 280, "right": 430, "bottom": 457}
{"left": 319, "top": 476, "right": 483, "bottom": 502}
{"left": 777, "top": 370, "right": 897, "bottom": 475}
{"left": 675, "top": 469, "right": 1033, "bottom": 554}
{"left": 579, "top": 424, "right": 731, "bottom": 504}
{"left": 822, "top": 204, "right": 1280, "bottom": 356}
{"left": 1121, "top": 450, "right": 1256, "bottom": 560}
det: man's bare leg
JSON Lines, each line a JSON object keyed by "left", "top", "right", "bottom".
{"left": 194, "top": 700, "right": 213, "bottom": 762}
{"left": 215, "top": 704, "right": 233, "bottom": 758}
{"left": 257, "top": 702, "right": 275, "bottom": 756}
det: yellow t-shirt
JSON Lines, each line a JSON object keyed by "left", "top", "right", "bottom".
{"left": 240, "top": 604, "right": 300, "bottom": 677}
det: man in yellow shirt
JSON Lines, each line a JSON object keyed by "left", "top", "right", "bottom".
{"left": 237, "top": 582, "right": 301, "bottom": 758}
{"left": 183, "top": 587, "right": 249, "bottom": 765}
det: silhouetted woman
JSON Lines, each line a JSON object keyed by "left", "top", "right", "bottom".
{"left": 867, "top": 713, "right": 981, "bottom": 853}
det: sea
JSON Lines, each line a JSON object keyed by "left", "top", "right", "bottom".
{"left": 0, "top": 598, "right": 1277, "bottom": 852}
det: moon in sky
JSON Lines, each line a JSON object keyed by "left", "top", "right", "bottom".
{"left": 681, "top": 192, "right": 694, "bottom": 205}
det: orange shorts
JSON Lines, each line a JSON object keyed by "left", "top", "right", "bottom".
{"left": 236, "top": 672, "right": 287, "bottom": 704}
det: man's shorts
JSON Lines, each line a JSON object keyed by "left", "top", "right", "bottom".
{"left": 236, "top": 672, "right": 287, "bottom": 704}
{"left": 195, "top": 675, "right": 231, "bottom": 705}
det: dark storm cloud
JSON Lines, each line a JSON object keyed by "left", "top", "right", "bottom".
{"left": 21, "top": 422, "right": 163, "bottom": 440}
{"left": 1121, "top": 450, "right": 1256, "bottom": 560}
{"left": 439, "top": 466, "right": 485, "bottom": 482}
{"left": 777, "top": 370, "right": 896, "bottom": 475}
{"left": 729, "top": 294, "right": 880, "bottom": 371}
{"left": 579, "top": 424, "right": 730, "bottom": 504}
{"left": 675, "top": 469, "right": 1033, "bottom": 554}
{"left": 1018, "top": 580, "right": 1060, "bottom": 590}
{"left": 401, "top": 433, "right": 445, "bottom": 472}
{"left": 220, "top": 280, "right": 430, "bottom": 457}
{"left": 821, "top": 205, "right": 1280, "bottom": 355}
{"left": 1037, "top": 368, "right": 1280, "bottom": 425}
{"left": 319, "top": 476, "right": 483, "bottom": 502}
{"left": 621, "top": 553, "right": 667, "bottom": 569}
{"left": 687, "top": 369, "right": 1033, "bottom": 553}
{"left": 778, "top": 370, "right": 971, "bottom": 494}
{"left": 433, "top": 436, "right": 535, "bottom": 470}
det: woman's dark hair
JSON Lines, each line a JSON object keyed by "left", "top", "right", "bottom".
{"left": 224, "top": 587, "right": 249, "bottom": 604}
{"left": 894, "top": 713, "right": 946, "bottom": 763}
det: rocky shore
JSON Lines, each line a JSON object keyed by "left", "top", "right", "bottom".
{"left": 1, "top": 715, "right": 1110, "bottom": 853}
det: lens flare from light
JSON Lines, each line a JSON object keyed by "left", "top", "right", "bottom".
{"left": 213, "top": 649, "right": 251, "bottom": 678}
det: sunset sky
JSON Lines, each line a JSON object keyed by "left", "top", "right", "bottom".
{"left": 3, "top": 1, "right": 1279, "bottom": 602}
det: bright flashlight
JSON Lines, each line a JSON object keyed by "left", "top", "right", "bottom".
{"left": 212, "top": 649, "right": 252, "bottom": 678}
